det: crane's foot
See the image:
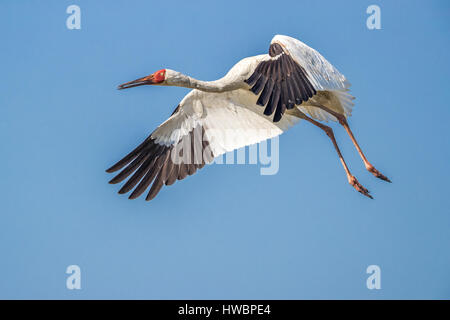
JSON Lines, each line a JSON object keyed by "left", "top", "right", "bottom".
{"left": 366, "top": 164, "right": 391, "bottom": 183}
{"left": 348, "top": 175, "right": 373, "bottom": 199}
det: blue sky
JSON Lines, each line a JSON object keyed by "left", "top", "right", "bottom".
{"left": 1, "top": 0, "right": 449, "bottom": 299}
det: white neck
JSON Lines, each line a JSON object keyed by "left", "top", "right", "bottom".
{"left": 164, "top": 69, "right": 243, "bottom": 93}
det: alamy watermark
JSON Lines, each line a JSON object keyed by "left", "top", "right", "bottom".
{"left": 366, "top": 5, "right": 381, "bottom": 30}
{"left": 366, "top": 265, "right": 381, "bottom": 290}
{"left": 165, "top": 126, "right": 280, "bottom": 175}
{"left": 66, "top": 5, "right": 81, "bottom": 30}
{"left": 66, "top": 265, "right": 81, "bottom": 290}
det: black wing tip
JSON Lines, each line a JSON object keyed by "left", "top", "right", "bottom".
{"left": 106, "top": 166, "right": 117, "bottom": 173}
{"left": 263, "top": 107, "right": 273, "bottom": 116}
{"left": 108, "top": 177, "right": 120, "bottom": 184}
{"left": 117, "top": 187, "right": 129, "bottom": 194}
{"left": 273, "top": 113, "right": 282, "bottom": 122}
{"left": 128, "top": 193, "right": 140, "bottom": 200}
{"left": 145, "top": 185, "right": 163, "bottom": 201}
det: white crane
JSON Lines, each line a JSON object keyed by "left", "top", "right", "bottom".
{"left": 107, "top": 35, "right": 390, "bottom": 201}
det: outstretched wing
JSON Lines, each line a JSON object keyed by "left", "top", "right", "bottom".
{"left": 245, "top": 35, "right": 350, "bottom": 122}
{"left": 106, "top": 119, "right": 213, "bottom": 201}
{"left": 106, "top": 89, "right": 298, "bottom": 201}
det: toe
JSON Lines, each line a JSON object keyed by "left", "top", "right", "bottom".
{"left": 349, "top": 176, "right": 373, "bottom": 199}
{"left": 368, "top": 166, "right": 391, "bottom": 183}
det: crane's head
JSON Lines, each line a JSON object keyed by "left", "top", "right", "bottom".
{"left": 118, "top": 69, "right": 167, "bottom": 89}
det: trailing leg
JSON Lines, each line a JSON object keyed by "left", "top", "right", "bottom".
{"left": 312, "top": 102, "right": 391, "bottom": 182}
{"left": 294, "top": 109, "right": 373, "bottom": 199}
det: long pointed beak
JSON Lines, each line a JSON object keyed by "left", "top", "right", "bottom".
{"left": 117, "top": 75, "right": 155, "bottom": 90}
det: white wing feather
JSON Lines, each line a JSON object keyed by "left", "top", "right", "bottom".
{"left": 272, "top": 35, "right": 350, "bottom": 91}
{"left": 152, "top": 88, "right": 299, "bottom": 156}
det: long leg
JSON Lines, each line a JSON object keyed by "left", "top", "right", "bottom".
{"left": 293, "top": 109, "right": 372, "bottom": 199}
{"left": 311, "top": 102, "right": 391, "bottom": 182}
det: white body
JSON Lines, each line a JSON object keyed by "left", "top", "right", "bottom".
{"left": 154, "top": 35, "right": 354, "bottom": 157}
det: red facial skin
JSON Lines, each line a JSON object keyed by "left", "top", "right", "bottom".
{"left": 117, "top": 69, "right": 166, "bottom": 90}
{"left": 152, "top": 69, "right": 166, "bottom": 83}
